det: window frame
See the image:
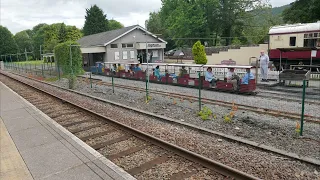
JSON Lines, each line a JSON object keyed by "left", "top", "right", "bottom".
{"left": 289, "top": 36, "right": 296, "bottom": 46}
{"left": 111, "top": 44, "right": 118, "bottom": 48}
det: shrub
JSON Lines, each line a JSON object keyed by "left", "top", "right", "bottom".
{"left": 54, "top": 41, "right": 83, "bottom": 75}
{"left": 198, "top": 106, "right": 213, "bottom": 120}
{"left": 192, "top": 41, "right": 207, "bottom": 64}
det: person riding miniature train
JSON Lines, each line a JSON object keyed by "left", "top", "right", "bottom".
{"left": 226, "top": 68, "right": 240, "bottom": 91}
{"left": 241, "top": 68, "right": 255, "bottom": 85}
{"left": 154, "top": 66, "right": 165, "bottom": 80}
{"left": 179, "top": 66, "right": 188, "bottom": 77}
{"left": 205, "top": 67, "right": 217, "bottom": 87}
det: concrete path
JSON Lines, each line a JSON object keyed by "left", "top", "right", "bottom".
{"left": 0, "top": 82, "right": 135, "bottom": 180}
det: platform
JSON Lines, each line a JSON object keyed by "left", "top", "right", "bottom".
{"left": 0, "top": 82, "right": 136, "bottom": 180}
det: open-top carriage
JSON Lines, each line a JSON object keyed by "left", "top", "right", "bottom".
{"left": 97, "top": 62, "right": 257, "bottom": 94}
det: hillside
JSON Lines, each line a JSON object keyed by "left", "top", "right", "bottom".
{"left": 271, "top": 4, "right": 291, "bottom": 16}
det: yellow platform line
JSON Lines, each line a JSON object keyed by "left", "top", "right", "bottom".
{"left": 0, "top": 118, "right": 33, "bottom": 180}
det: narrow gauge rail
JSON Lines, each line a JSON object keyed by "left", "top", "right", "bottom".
{"left": 2, "top": 71, "right": 320, "bottom": 168}
{"left": 1, "top": 75, "right": 259, "bottom": 180}
{"left": 79, "top": 77, "right": 320, "bottom": 124}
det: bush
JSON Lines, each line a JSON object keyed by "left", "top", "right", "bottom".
{"left": 192, "top": 41, "right": 207, "bottom": 64}
{"left": 54, "top": 41, "right": 83, "bottom": 75}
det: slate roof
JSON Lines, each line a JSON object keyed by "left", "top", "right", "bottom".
{"left": 77, "top": 25, "right": 137, "bottom": 47}
{"left": 77, "top": 25, "right": 166, "bottom": 48}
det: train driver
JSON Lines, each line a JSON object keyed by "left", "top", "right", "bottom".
{"left": 226, "top": 68, "right": 240, "bottom": 91}
{"left": 259, "top": 50, "right": 269, "bottom": 82}
{"left": 241, "top": 68, "right": 255, "bottom": 85}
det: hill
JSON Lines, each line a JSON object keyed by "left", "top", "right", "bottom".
{"left": 271, "top": 4, "right": 291, "bottom": 16}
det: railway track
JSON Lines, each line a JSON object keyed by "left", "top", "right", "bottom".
{"left": 79, "top": 77, "right": 320, "bottom": 124}
{"left": 2, "top": 71, "right": 320, "bottom": 178}
{"left": 1, "top": 74, "right": 258, "bottom": 179}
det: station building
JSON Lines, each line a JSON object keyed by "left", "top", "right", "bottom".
{"left": 77, "top": 25, "right": 167, "bottom": 70}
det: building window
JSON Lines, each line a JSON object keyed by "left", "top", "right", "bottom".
{"left": 122, "top": 44, "right": 134, "bottom": 48}
{"left": 289, "top": 37, "right": 296, "bottom": 46}
{"left": 115, "top": 52, "right": 119, "bottom": 60}
{"left": 123, "top": 51, "right": 128, "bottom": 59}
{"left": 111, "top": 44, "right": 118, "bottom": 48}
{"left": 130, "top": 51, "right": 135, "bottom": 59}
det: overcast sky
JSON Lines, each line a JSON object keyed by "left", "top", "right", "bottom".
{"left": 0, "top": 0, "right": 295, "bottom": 34}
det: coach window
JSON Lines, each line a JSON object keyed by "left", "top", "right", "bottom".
{"left": 289, "top": 37, "right": 296, "bottom": 46}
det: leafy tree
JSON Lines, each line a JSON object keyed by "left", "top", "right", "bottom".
{"left": 32, "top": 25, "right": 48, "bottom": 59}
{"left": 192, "top": 41, "right": 207, "bottom": 64}
{"left": 14, "top": 30, "right": 33, "bottom": 53}
{"left": 282, "top": 0, "right": 320, "bottom": 23}
{"left": 0, "top": 26, "right": 18, "bottom": 56}
{"left": 108, "top": 20, "right": 124, "bottom": 30}
{"left": 66, "top": 26, "right": 83, "bottom": 41}
{"left": 59, "top": 23, "right": 67, "bottom": 43}
{"left": 83, "top": 5, "right": 109, "bottom": 36}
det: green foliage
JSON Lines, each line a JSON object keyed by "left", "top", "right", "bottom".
{"left": 192, "top": 41, "right": 207, "bottom": 64}
{"left": 83, "top": 5, "right": 109, "bottom": 36}
{"left": 198, "top": 106, "right": 213, "bottom": 120}
{"left": 147, "top": 0, "right": 285, "bottom": 47}
{"left": 59, "top": 23, "right": 67, "bottom": 43}
{"left": 14, "top": 30, "right": 33, "bottom": 53}
{"left": 0, "top": 26, "right": 18, "bottom": 55}
{"left": 282, "top": 0, "right": 320, "bottom": 23}
{"left": 108, "top": 20, "right": 124, "bottom": 30}
{"left": 54, "top": 41, "right": 83, "bottom": 76}
{"left": 231, "top": 37, "right": 242, "bottom": 45}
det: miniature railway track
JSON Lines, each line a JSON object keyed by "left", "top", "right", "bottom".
{"left": 1, "top": 75, "right": 259, "bottom": 179}
{"left": 2, "top": 72, "right": 320, "bottom": 171}
{"left": 80, "top": 77, "right": 320, "bottom": 124}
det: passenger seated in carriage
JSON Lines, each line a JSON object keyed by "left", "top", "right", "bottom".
{"left": 179, "top": 66, "right": 188, "bottom": 77}
{"left": 134, "top": 64, "right": 142, "bottom": 72}
{"left": 205, "top": 67, "right": 217, "bottom": 87}
{"left": 226, "top": 68, "right": 240, "bottom": 91}
{"left": 241, "top": 68, "right": 255, "bottom": 85}
{"left": 117, "top": 64, "right": 124, "bottom": 71}
{"left": 154, "top": 66, "right": 165, "bottom": 80}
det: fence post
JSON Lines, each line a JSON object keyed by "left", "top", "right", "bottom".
{"left": 198, "top": 72, "right": 202, "bottom": 111}
{"left": 300, "top": 80, "right": 306, "bottom": 136}
{"left": 58, "top": 65, "right": 60, "bottom": 80}
{"left": 90, "top": 72, "right": 92, "bottom": 88}
{"left": 41, "top": 64, "right": 44, "bottom": 77}
{"left": 112, "top": 73, "right": 115, "bottom": 93}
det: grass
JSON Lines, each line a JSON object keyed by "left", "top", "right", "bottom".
{"left": 14, "top": 60, "right": 55, "bottom": 66}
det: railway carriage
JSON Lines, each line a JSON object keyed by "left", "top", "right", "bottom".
{"left": 99, "top": 62, "right": 257, "bottom": 94}
{"left": 269, "top": 21, "right": 320, "bottom": 68}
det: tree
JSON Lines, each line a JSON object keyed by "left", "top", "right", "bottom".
{"left": 0, "top": 26, "right": 18, "bottom": 56}
{"left": 83, "top": 5, "right": 109, "bottom": 36}
{"left": 192, "top": 41, "right": 207, "bottom": 64}
{"left": 66, "top": 26, "right": 83, "bottom": 41}
{"left": 108, "top": 20, "right": 124, "bottom": 30}
{"left": 32, "top": 25, "right": 47, "bottom": 59}
{"left": 14, "top": 30, "right": 33, "bottom": 53}
{"left": 282, "top": 0, "right": 320, "bottom": 23}
{"left": 59, "top": 23, "right": 67, "bottom": 43}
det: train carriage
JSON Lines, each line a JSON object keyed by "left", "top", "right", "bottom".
{"left": 269, "top": 21, "right": 320, "bottom": 68}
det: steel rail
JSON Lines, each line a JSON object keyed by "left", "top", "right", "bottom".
{"left": 1, "top": 72, "right": 261, "bottom": 180}
{"left": 2, "top": 71, "right": 320, "bottom": 167}
{"left": 79, "top": 77, "right": 320, "bottom": 124}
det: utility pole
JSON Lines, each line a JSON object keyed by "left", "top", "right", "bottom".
{"left": 40, "top": 45, "right": 42, "bottom": 60}
{"left": 25, "top": 48, "right": 28, "bottom": 61}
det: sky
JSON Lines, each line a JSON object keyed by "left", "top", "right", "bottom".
{"left": 0, "top": 0, "right": 295, "bottom": 34}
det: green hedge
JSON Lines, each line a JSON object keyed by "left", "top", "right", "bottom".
{"left": 54, "top": 41, "right": 83, "bottom": 75}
